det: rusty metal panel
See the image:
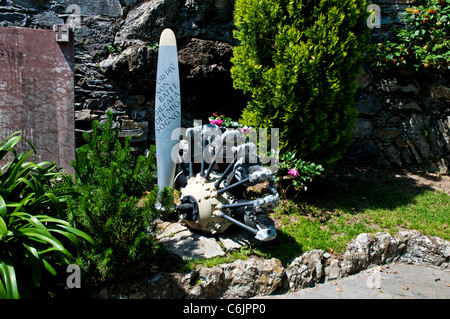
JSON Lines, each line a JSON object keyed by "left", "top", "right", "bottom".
{"left": 0, "top": 26, "right": 75, "bottom": 175}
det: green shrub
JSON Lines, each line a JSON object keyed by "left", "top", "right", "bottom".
{"left": 377, "top": 0, "right": 450, "bottom": 70}
{"left": 0, "top": 133, "right": 93, "bottom": 299}
{"left": 67, "top": 111, "right": 173, "bottom": 280}
{"left": 231, "top": 0, "right": 370, "bottom": 166}
{"left": 274, "top": 151, "right": 324, "bottom": 194}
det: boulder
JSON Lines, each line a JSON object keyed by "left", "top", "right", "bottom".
{"left": 98, "top": 230, "right": 450, "bottom": 298}
{"left": 399, "top": 231, "right": 450, "bottom": 269}
{"left": 285, "top": 250, "right": 327, "bottom": 290}
{"left": 114, "top": 0, "right": 236, "bottom": 48}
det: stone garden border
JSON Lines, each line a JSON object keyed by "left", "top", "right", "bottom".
{"left": 98, "top": 230, "right": 450, "bottom": 299}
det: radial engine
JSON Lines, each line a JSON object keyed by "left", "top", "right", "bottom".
{"left": 173, "top": 124, "right": 278, "bottom": 242}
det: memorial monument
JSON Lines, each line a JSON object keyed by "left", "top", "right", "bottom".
{"left": 155, "top": 29, "right": 278, "bottom": 242}
{"left": 0, "top": 26, "right": 75, "bottom": 175}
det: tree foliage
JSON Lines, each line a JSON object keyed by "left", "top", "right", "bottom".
{"left": 231, "top": 0, "right": 370, "bottom": 165}
{"left": 67, "top": 112, "right": 172, "bottom": 280}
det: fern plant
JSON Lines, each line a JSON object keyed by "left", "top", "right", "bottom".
{"left": 0, "top": 133, "right": 93, "bottom": 299}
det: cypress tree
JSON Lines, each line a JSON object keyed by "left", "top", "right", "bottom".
{"left": 231, "top": 0, "right": 370, "bottom": 165}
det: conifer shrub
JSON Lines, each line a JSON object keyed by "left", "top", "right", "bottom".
{"left": 67, "top": 111, "right": 173, "bottom": 280}
{"left": 231, "top": 0, "right": 370, "bottom": 166}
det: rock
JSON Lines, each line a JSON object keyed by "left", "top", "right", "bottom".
{"left": 127, "top": 256, "right": 285, "bottom": 299}
{"left": 399, "top": 232, "right": 450, "bottom": 269}
{"left": 218, "top": 229, "right": 256, "bottom": 251}
{"left": 342, "top": 233, "right": 373, "bottom": 276}
{"left": 324, "top": 258, "right": 341, "bottom": 280}
{"left": 56, "top": 0, "right": 123, "bottom": 17}
{"left": 177, "top": 38, "right": 245, "bottom": 120}
{"left": 99, "top": 45, "right": 157, "bottom": 76}
{"left": 285, "top": 249, "right": 326, "bottom": 290}
{"left": 0, "top": 12, "right": 28, "bottom": 26}
{"left": 114, "top": 0, "right": 235, "bottom": 48}
{"left": 33, "top": 11, "right": 63, "bottom": 27}
{"left": 120, "top": 119, "right": 148, "bottom": 130}
{"left": 430, "top": 84, "right": 450, "bottom": 100}
{"left": 352, "top": 119, "right": 374, "bottom": 141}
{"left": 97, "top": 230, "right": 450, "bottom": 298}
{"left": 220, "top": 257, "right": 284, "bottom": 299}
{"left": 380, "top": 78, "right": 420, "bottom": 94}
{"left": 375, "top": 128, "right": 402, "bottom": 143}
{"left": 355, "top": 67, "right": 373, "bottom": 89}
{"left": 356, "top": 93, "right": 383, "bottom": 116}
{"left": 407, "top": 114, "right": 431, "bottom": 160}
{"left": 137, "top": 273, "right": 188, "bottom": 299}
{"left": 157, "top": 226, "right": 226, "bottom": 260}
{"left": 346, "top": 140, "right": 378, "bottom": 163}
{"left": 370, "top": 232, "right": 404, "bottom": 264}
{"left": 383, "top": 145, "right": 403, "bottom": 168}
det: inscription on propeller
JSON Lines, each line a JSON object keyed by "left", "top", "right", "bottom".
{"left": 155, "top": 63, "right": 181, "bottom": 135}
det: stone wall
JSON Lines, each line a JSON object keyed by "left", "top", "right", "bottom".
{"left": 348, "top": 0, "right": 450, "bottom": 172}
{"left": 1, "top": 0, "right": 243, "bottom": 154}
{"left": 1, "top": 0, "right": 449, "bottom": 171}
{"left": 97, "top": 230, "right": 450, "bottom": 299}
{"left": 350, "top": 67, "right": 450, "bottom": 172}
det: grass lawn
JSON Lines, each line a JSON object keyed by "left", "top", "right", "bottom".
{"left": 252, "top": 165, "right": 450, "bottom": 265}
{"left": 168, "top": 165, "right": 450, "bottom": 271}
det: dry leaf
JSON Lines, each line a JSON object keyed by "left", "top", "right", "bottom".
{"left": 402, "top": 286, "right": 409, "bottom": 290}
{"left": 336, "top": 286, "right": 343, "bottom": 292}
{"left": 393, "top": 270, "right": 398, "bottom": 274}
{"left": 445, "top": 283, "right": 450, "bottom": 287}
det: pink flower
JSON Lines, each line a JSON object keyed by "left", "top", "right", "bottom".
{"left": 288, "top": 168, "right": 300, "bottom": 178}
{"left": 210, "top": 119, "right": 223, "bottom": 126}
{"left": 240, "top": 125, "right": 250, "bottom": 134}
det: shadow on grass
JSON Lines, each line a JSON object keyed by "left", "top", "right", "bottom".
{"left": 255, "top": 163, "right": 450, "bottom": 264}
{"left": 148, "top": 164, "right": 448, "bottom": 272}
{"left": 292, "top": 163, "right": 442, "bottom": 216}
{"left": 251, "top": 229, "right": 304, "bottom": 266}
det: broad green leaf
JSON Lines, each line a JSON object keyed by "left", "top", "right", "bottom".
{"left": 11, "top": 193, "right": 34, "bottom": 214}
{"left": 14, "top": 228, "right": 68, "bottom": 255}
{"left": 0, "top": 276, "right": 7, "bottom": 299}
{"left": 0, "top": 134, "right": 22, "bottom": 162}
{"left": 41, "top": 192, "right": 64, "bottom": 218}
{"left": 4, "top": 150, "right": 34, "bottom": 190}
{"left": 49, "top": 225, "right": 94, "bottom": 246}
{"left": 11, "top": 212, "right": 50, "bottom": 233}
{"left": 0, "top": 216, "right": 7, "bottom": 239}
{"left": 14, "top": 177, "right": 36, "bottom": 193}
{"left": 0, "top": 258, "right": 19, "bottom": 299}
{"left": 42, "top": 259, "right": 57, "bottom": 277}
{"left": 0, "top": 196, "right": 7, "bottom": 219}
{"left": 23, "top": 243, "right": 42, "bottom": 288}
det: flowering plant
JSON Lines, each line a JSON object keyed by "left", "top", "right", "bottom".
{"left": 377, "top": 0, "right": 449, "bottom": 70}
{"left": 272, "top": 151, "right": 324, "bottom": 193}
{"left": 209, "top": 112, "right": 242, "bottom": 128}
{"left": 288, "top": 168, "right": 301, "bottom": 178}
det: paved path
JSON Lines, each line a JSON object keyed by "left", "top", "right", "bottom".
{"left": 258, "top": 263, "right": 450, "bottom": 299}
